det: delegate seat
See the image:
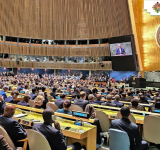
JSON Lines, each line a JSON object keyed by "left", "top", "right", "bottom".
{"left": 29, "top": 100, "right": 35, "bottom": 107}
{"left": 109, "top": 129, "right": 130, "bottom": 150}
{"left": 143, "top": 115, "right": 160, "bottom": 144}
{"left": 27, "top": 129, "right": 51, "bottom": 150}
{"left": 69, "top": 105, "right": 83, "bottom": 112}
{"left": 48, "top": 95, "right": 54, "bottom": 102}
{"left": 0, "top": 126, "right": 27, "bottom": 150}
{"left": 46, "top": 102, "right": 59, "bottom": 112}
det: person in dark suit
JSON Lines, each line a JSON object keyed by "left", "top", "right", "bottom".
{"left": 93, "top": 94, "right": 104, "bottom": 105}
{"left": 109, "top": 106, "right": 148, "bottom": 150}
{"left": 17, "top": 95, "right": 31, "bottom": 107}
{"left": 0, "top": 95, "right": 5, "bottom": 115}
{"left": 33, "top": 109, "right": 81, "bottom": 150}
{"left": 50, "top": 88, "right": 57, "bottom": 99}
{"left": 88, "top": 94, "right": 96, "bottom": 104}
{"left": 80, "top": 85, "right": 91, "bottom": 99}
{"left": 151, "top": 99, "right": 160, "bottom": 113}
{"left": 4, "top": 90, "right": 19, "bottom": 103}
{"left": 120, "top": 93, "right": 130, "bottom": 102}
{"left": 74, "top": 91, "right": 89, "bottom": 111}
{"left": 102, "top": 95, "right": 117, "bottom": 107}
{"left": 0, "top": 135, "right": 13, "bottom": 150}
{"left": 139, "top": 96, "right": 149, "bottom": 104}
{"left": 1, "top": 86, "right": 9, "bottom": 100}
{"left": 116, "top": 44, "right": 126, "bottom": 56}
{"left": 30, "top": 87, "right": 37, "bottom": 100}
{"left": 92, "top": 88, "right": 98, "bottom": 98}
{"left": 112, "top": 95, "right": 124, "bottom": 107}
{"left": 0, "top": 104, "right": 27, "bottom": 147}
{"left": 42, "top": 86, "right": 48, "bottom": 102}
{"left": 55, "top": 93, "right": 66, "bottom": 109}
{"left": 71, "top": 93, "right": 77, "bottom": 102}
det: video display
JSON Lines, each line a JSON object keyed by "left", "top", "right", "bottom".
{"left": 110, "top": 42, "right": 132, "bottom": 56}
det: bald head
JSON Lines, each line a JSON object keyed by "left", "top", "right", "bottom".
{"left": 97, "top": 94, "right": 102, "bottom": 100}
{"left": 4, "top": 104, "right": 16, "bottom": 117}
{"left": 115, "top": 95, "right": 120, "bottom": 101}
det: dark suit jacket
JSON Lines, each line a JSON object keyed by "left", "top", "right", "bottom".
{"left": 116, "top": 48, "right": 126, "bottom": 55}
{"left": 80, "top": 87, "right": 91, "bottom": 96}
{"left": 112, "top": 100, "right": 124, "bottom": 107}
{"left": 0, "top": 135, "right": 13, "bottom": 150}
{"left": 0, "top": 101, "right": 6, "bottom": 115}
{"left": 30, "top": 93, "right": 37, "bottom": 100}
{"left": 0, "top": 116, "right": 27, "bottom": 147}
{"left": 41, "top": 99, "right": 48, "bottom": 109}
{"left": 93, "top": 99, "right": 104, "bottom": 105}
{"left": 4, "top": 96, "right": 14, "bottom": 103}
{"left": 55, "top": 99, "right": 64, "bottom": 109}
{"left": 50, "top": 92, "right": 57, "bottom": 99}
{"left": 17, "top": 101, "right": 29, "bottom": 107}
{"left": 110, "top": 118, "right": 141, "bottom": 150}
{"left": 33, "top": 122, "right": 67, "bottom": 150}
{"left": 120, "top": 97, "right": 130, "bottom": 102}
{"left": 101, "top": 101, "right": 117, "bottom": 107}
{"left": 74, "top": 98, "right": 89, "bottom": 110}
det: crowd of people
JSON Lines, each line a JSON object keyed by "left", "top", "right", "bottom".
{"left": 0, "top": 72, "right": 158, "bottom": 150}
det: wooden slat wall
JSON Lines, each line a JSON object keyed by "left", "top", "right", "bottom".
{"left": 0, "top": 61, "right": 112, "bottom": 70}
{"left": 0, "top": 43, "right": 110, "bottom": 56}
{"left": 0, "top": 0, "right": 132, "bottom": 40}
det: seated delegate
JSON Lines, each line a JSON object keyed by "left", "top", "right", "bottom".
{"left": 0, "top": 104, "right": 27, "bottom": 147}
{"left": 33, "top": 109, "right": 81, "bottom": 150}
{"left": 74, "top": 91, "right": 89, "bottom": 111}
{"left": 56, "top": 100, "right": 72, "bottom": 115}
{"left": 109, "top": 106, "right": 148, "bottom": 150}
{"left": 4, "top": 90, "right": 19, "bottom": 103}
{"left": 34, "top": 95, "right": 44, "bottom": 110}
{"left": 17, "top": 95, "right": 31, "bottom": 107}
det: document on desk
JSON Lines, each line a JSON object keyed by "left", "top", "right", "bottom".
{"left": 13, "top": 114, "right": 28, "bottom": 118}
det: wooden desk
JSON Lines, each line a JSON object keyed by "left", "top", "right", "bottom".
{"left": 92, "top": 82, "right": 106, "bottom": 86}
{"left": 100, "top": 99, "right": 153, "bottom": 111}
{"left": 92, "top": 104, "right": 160, "bottom": 125}
{"left": 12, "top": 109, "right": 96, "bottom": 150}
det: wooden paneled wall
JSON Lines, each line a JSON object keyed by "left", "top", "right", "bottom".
{"left": 0, "top": 0, "right": 132, "bottom": 40}
{"left": 0, "top": 43, "right": 110, "bottom": 56}
{"left": 0, "top": 61, "right": 112, "bottom": 70}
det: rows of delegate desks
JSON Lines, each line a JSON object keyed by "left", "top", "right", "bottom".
{"left": 5, "top": 86, "right": 160, "bottom": 149}
{"left": 6, "top": 103, "right": 96, "bottom": 150}
{"left": 6, "top": 86, "right": 158, "bottom": 123}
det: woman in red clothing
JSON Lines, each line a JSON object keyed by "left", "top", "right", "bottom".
{"left": 112, "top": 77, "right": 115, "bottom": 83}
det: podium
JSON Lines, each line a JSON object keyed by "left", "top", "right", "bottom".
{"left": 129, "top": 77, "right": 146, "bottom": 88}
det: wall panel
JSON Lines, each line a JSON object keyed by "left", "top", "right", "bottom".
{"left": 0, "top": 0, "right": 132, "bottom": 40}
{"left": 0, "top": 43, "right": 110, "bottom": 56}
{"left": 0, "top": 61, "right": 112, "bottom": 70}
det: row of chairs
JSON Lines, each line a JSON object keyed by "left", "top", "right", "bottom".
{"left": 0, "top": 126, "right": 72, "bottom": 150}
